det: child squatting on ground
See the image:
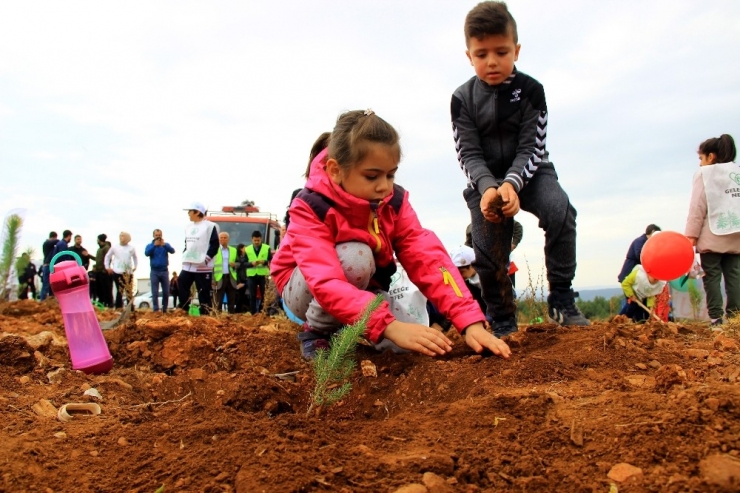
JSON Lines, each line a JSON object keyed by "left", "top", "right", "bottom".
{"left": 451, "top": 1, "right": 590, "bottom": 332}
{"left": 685, "top": 134, "right": 740, "bottom": 326}
{"left": 620, "top": 264, "right": 667, "bottom": 322}
{"left": 270, "top": 110, "right": 511, "bottom": 360}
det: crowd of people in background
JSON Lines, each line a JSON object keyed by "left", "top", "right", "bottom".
{"left": 23, "top": 204, "right": 274, "bottom": 317}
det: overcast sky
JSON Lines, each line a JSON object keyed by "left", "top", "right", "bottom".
{"left": 1, "top": 0, "right": 738, "bottom": 289}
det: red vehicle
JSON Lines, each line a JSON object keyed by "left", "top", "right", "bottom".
{"left": 207, "top": 204, "right": 281, "bottom": 251}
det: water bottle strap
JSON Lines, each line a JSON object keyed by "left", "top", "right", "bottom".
{"left": 50, "top": 251, "right": 82, "bottom": 273}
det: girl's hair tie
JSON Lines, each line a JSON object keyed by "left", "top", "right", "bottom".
{"left": 363, "top": 109, "right": 374, "bottom": 116}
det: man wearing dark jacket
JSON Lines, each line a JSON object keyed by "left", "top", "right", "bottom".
{"left": 93, "top": 234, "right": 113, "bottom": 307}
{"left": 617, "top": 224, "right": 661, "bottom": 282}
{"left": 51, "top": 230, "right": 73, "bottom": 264}
{"left": 39, "top": 231, "right": 59, "bottom": 301}
{"left": 69, "top": 235, "right": 96, "bottom": 300}
{"left": 69, "top": 235, "right": 95, "bottom": 270}
{"left": 17, "top": 253, "right": 37, "bottom": 300}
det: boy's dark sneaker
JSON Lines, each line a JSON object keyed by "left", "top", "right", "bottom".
{"left": 547, "top": 289, "right": 591, "bottom": 326}
{"left": 297, "top": 324, "right": 330, "bottom": 360}
{"left": 710, "top": 318, "right": 724, "bottom": 330}
{"left": 492, "top": 317, "right": 518, "bottom": 338}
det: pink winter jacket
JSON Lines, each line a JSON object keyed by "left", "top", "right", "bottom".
{"left": 685, "top": 168, "right": 740, "bottom": 254}
{"left": 271, "top": 149, "right": 485, "bottom": 342}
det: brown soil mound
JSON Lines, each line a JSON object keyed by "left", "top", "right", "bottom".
{"left": 2, "top": 301, "right": 740, "bottom": 492}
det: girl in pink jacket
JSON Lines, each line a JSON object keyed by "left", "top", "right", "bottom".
{"left": 271, "top": 110, "right": 511, "bottom": 360}
{"left": 685, "top": 134, "right": 740, "bottom": 326}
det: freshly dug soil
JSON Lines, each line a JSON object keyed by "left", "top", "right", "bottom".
{"left": 2, "top": 299, "right": 740, "bottom": 492}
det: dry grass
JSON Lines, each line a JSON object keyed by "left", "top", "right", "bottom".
{"left": 261, "top": 278, "right": 280, "bottom": 316}
{"left": 516, "top": 256, "right": 548, "bottom": 324}
{"left": 723, "top": 312, "right": 740, "bottom": 338}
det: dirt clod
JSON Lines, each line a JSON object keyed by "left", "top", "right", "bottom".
{"left": 422, "top": 472, "right": 454, "bottom": 493}
{"left": 393, "top": 485, "right": 428, "bottom": 493}
{"left": 654, "top": 363, "right": 687, "bottom": 391}
{"left": 607, "top": 462, "right": 644, "bottom": 483}
{"left": 700, "top": 454, "right": 740, "bottom": 488}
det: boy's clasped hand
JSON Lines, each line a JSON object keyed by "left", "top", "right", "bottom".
{"left": 480, "top": 184, "right": 520, "bottom": 223}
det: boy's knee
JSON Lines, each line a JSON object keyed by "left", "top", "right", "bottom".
{"left": 535, "top": 197, "right": 576, "bottom": 233}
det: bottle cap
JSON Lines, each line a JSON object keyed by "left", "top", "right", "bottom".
{"left": 50, "top": 251, "right": 88, "bottom": 292}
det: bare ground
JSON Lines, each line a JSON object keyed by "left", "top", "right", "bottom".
{"left": 2, "top": 299, "right": 740, "bottom": 492}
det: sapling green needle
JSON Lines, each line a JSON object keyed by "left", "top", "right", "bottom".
{"left": 0, "top": 213, "right": 23, "bottom": 301}
{"left": 308, "top": 294, "right": 383, "bottom": 416}
{"left": 688, "top": 281, "right": 703, "bottom": 321}
{"left": 14, "top": 247, "right": 33, "bottom": 298}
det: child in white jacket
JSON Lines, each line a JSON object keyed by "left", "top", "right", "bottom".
{"left": 620, "top": 264, "right": 667, "bottom": 322}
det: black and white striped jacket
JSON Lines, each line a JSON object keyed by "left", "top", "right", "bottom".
{"left": 451, "top": 68, "right": 554, "bottom": 195}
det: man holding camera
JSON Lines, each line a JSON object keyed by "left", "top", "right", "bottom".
{"left": 144, "top": 229, "right": 175, "bottom": 312}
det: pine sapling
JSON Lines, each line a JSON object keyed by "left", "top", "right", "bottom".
{"left": 308, "top": 294, "right": 383, "bottom": 417}
{"left": 687, "top": 281, "right": 703, "bottom": 321}
{"left": 0, "top": 213, "right": 23, "bottom": 301}
{"left": 14, "top": 248, "right": 33, "bottom": 298}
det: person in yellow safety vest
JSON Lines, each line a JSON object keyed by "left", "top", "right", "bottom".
{"left": 213, "top": 231, "right": 238, "bottom": 313}
{"left": 246, "top": 230, "right": 272, "bottom": 314}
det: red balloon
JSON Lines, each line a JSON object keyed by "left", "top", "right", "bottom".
{"left": 640, "top": 231, "right": 694, "bottom": 281}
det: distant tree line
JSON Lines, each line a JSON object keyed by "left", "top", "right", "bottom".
{"left": 575, "top": 295, "right": 623, "bottom": 321}
{"left": 517, "top": 295, "right": 624, "bottom": 323}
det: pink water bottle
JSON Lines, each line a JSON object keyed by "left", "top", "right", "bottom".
{"left": 50, "top": 251, "right": 114, "bottom": 374}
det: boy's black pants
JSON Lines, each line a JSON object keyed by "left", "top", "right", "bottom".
{"left": 465, "top": 168, "right": 577, "bottom": 321}
{"left": 177, "top": 270, "right": 213, "bottom": 313}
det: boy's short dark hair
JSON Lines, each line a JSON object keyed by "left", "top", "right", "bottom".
{"left": 645, "top": 224, "right": 661, "bottom": 235}
{"left": 252, "top": 231, "right": 262, "bottom": 239}
{"left": 464, "top": 1, "right": 518, "bottom": 46}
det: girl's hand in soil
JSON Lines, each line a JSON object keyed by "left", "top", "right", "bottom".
{"left": 480, "top": 187, "right": 503, "bottom": 223}
{"left": 498, "top": 183, "right": 520, "bottom": 218}
{"left": 384, "top": 321, "right": 453, "bottom": 357}
{"left": 463, "top": 323, "right": 511, "bottom": 359}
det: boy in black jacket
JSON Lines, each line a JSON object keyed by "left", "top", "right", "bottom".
{"left": 451, "top": 1, "right": 589, "bottom": 330}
